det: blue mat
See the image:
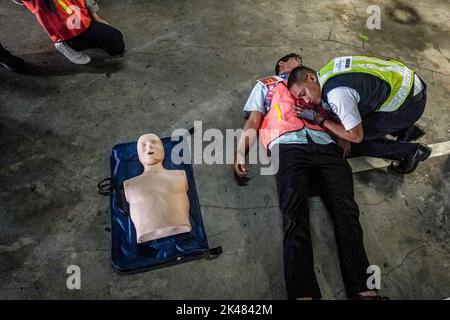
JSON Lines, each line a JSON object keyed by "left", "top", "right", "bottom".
{"left": 100, "top": 136, "right": 222, "bottom": 274}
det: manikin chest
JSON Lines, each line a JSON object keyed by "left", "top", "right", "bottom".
{"left": 125, "top": 171, "right": 187, "bottom": 204}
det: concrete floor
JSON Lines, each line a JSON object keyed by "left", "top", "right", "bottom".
{"left": 1, "top": 0, "right": 449, "bottom": 299}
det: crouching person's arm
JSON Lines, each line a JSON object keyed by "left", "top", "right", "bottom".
{"left": 322, "top": 119, "right": 364, "bottom": 144}
{"left": 85, "top": 0, "right": 111, "bottom": 25}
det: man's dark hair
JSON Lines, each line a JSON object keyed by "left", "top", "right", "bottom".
{"left": 287, "top": 66, "right": 317, "bottom": 88}
{"left": 275, "top": 53, "right": 302, "bottom": 75}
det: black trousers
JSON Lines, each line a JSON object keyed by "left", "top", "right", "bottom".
{"left": 350, "top": 86, "right": 427, "bottom": 161}
{"left": 274, "top": 143, "right": 371, "bottom": 299}
{"left": 66, "top": 20, "right": 125, "bottom": 56}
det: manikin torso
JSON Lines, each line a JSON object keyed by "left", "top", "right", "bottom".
{"left": 124, "top": 134, "right": 191, "bottom": 243}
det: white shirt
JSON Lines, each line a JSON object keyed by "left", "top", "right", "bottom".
{"left": 413, "top": 74, "right": 424, "bottom": 95}
{"left": 243, "top": 81, "right": 268, "bottom": 115}
{"left": 326, "top": 87, "right": 362, "bottom": 131}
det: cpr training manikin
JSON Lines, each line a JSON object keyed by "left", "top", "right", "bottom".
{"left": 124, "top": 133, "right": 192, "bottom": 243}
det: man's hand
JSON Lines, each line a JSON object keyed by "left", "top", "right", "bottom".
{"left": 234, "top": 154, "right": 250, "bottom": 186}
{"left": 234, "top": 153, "right": 248, "bottom": 178}
{"left": 337, "top": 138, "right": 351, "bottom": 158}
{"left": 294, "top": 106, "right": 325, "bottom": 126}
{"left": 234, "top": 162, "right": 248, "bottom": 176}
{"left": 233, "top": 111, "right": 262, "bottom": 186}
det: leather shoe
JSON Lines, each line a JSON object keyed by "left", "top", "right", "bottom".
{"left": 396, "top": 124, "right": 425, "bottom": 142}
{"left": 389, "top": 144, "right": 432, "bottom": 174}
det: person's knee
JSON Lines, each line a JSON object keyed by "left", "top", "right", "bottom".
{"left": 111, "top": 40, "right": 125, "bottom": 56}
{"left": 107, "top": 28, "right": 125, "bottom": 55}
{"left": 112, "top": 27, "right": 123, "bottom": 42}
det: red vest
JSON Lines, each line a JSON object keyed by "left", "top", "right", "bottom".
{"left": 259, "top": 81, "right": 326, "bottom": 149}
{"left": 23, "top": 0, "right": 91, "bottom": 42}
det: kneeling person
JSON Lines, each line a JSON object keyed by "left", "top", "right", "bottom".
{"left": 288, "top": 56, "right": 431, "bottom": 174}
{"left": 22, "top": 0, "right": 125, "bottom": 64}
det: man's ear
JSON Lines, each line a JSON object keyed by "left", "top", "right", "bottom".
{"left": 307, "top": 72, "right": 318, "bottom": 83}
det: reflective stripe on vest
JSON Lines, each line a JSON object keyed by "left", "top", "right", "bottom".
{"left": 57, "top": 0, "right": 73, "bottom": 14}
{"left": 259, "top": 81, "right": 325, "bottom": 149}
{"left": 318, "top": 56, "right": 414, "bottom": 112}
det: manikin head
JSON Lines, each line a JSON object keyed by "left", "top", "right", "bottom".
{"left": 288, "top": 66, "right": 322, "bottom": 105}
{"left": 275, "top": 53, "right": 303, "bottom": 75}
{"left": 137, "top": 133, "right": 165, "bottom": 169}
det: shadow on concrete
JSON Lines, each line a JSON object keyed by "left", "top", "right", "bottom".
{"left": 422, "top": 157, "right": 450, "bottom": 248}
{"left": 355, "top": 168, "right": 405, "bottom": 197}
{"left": 16, "top": 50, "right": 125, "bottom": 77}
{"left": 0, "top": 117, "right": 83, "bottom": 274}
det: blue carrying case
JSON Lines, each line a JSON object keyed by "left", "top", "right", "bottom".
{"left": 98, "top": 136, "right": 222, "bottom": 274}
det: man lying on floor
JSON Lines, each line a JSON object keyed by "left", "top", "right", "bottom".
{"left": 234, "top": 53, "right": 384, "bottom": 300}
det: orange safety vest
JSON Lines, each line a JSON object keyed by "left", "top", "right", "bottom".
{"left": 259, "top": 81, "right": 326, "bottom": 149}
{"left": 23, "top": 0, "right": 91, "bottom": 42}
